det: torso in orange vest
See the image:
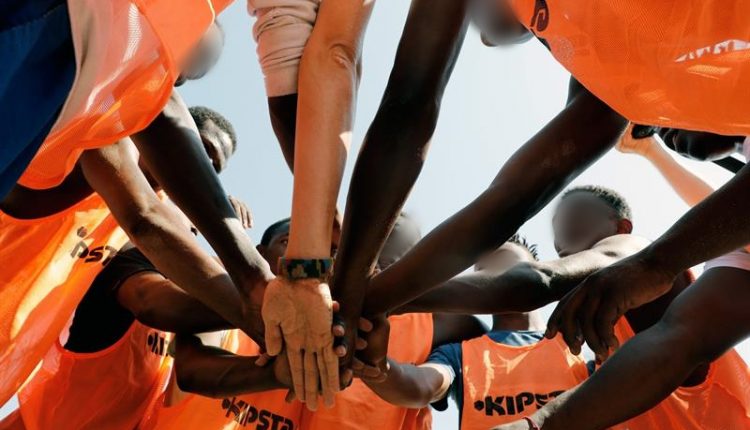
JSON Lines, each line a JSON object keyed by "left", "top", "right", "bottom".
{"left": 18, "top": 0, "right": 234, "bottom": 189}
{"left": 508, "top": 0, "right": 750, "bottom": 136}
{"left": 460, "top": 334, "right": 588, "bottom": 430}
{"left": 18, "top": 322, "right": 173, "bottom": 430}
{"left": 154, "top": 330, "right": 303, "bottom": 430}
{"left": 0, "top": 193, "right": 129, "bottom": 405}
{"left": 611, "top": 319, "right": 750, "bottom": 430}
{"left": 300, "top": 313, "right": 434, "bottom": 430}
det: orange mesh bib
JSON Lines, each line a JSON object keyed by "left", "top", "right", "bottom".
{"left": 0, "top": 193, "right": 129, "bottom": 405}
{"left": 18, "top": 323, "right": 173, "bottom": 430}
{"left": 460, "top": 335, "right": 588, "bottom": 430}
{"left": 300, "top": 313, "right": 434, "bottom": 430}
{"left": 509, "top": 0, "right": 750, "bottom": 136}
{"left": 154, "top": 330, "right": 303, "bottom": 430}
{"left": 18, "top": 0, "right": 233, "bottom": 189}
{"left": 611, "top": 319, "right": 750, "bottom": 429}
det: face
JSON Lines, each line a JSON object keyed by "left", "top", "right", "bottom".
{"left": 377, "top": 216, "right": 422, "bottom": 271}
{"left": 553, "top": 192, "right": 621, "bottom": 257}
{"left": 475, "top": 242, "right": 533, "bottom": 272}
{"left": 176, "top": 23, "right": 224, "bottom": 86}
{"left": 470, "top": 0, "right": 531, "bottom": 47}
{"left": 198, "top": 119, "right": 234, "bottom": 173}
{"left": 259, "top": 225, "right": 339, "bottom": 275}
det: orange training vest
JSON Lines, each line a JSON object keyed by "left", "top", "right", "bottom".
{"left": 18, "top": 323, "right": 173, "bottom": 430}
{"left": 459, "top": 334, "right": 588, "bottom": 430}
{"left": 154, "top": 330, "right": 303, "bottom": 430}
{"left": 611, "top": 319, "right": 750, "bottom": 430}
{"left": 509, "top": 0, "right": 750, "bottom": 136}
{"left": 300, "top": 313, "right": 434, "bottom": 430}
{"left": 0, "top": 193, "right": 129, "bottom": 406}
{"left": 18, "top": 0, "right": 233, "bottom": 189}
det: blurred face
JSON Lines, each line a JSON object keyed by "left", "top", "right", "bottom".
{"left": 198, "top": 119, "right": 233, "bottom": 173}
{"left": 176, "top": 23, "right": 224, "bottom": 86}
{"left": 553, "top": 192, "right": 621, "bottom": 257}
{"left": 475, "top": 242, "right": 533, "bottom": 272}
{"left": 470, "top": 0, "right": 531, "bottom": 47}
{"left": 377, "top": 216, "right": 421, "bottom": 271}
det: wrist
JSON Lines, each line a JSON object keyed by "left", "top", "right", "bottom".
{"left": 639, "top": 243, "right": 683, "bottom": 279}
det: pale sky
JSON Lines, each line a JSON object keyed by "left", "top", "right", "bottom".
{"left": 1, "top": 1, "right": 747, "bottom": 427}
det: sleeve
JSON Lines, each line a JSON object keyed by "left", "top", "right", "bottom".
{"left": 247, "top": 0, "right": 320, "bottom": 97}
{"left": 426, "top": 342, "right": 463, "bottom": 412}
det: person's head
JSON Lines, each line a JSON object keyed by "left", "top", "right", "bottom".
{"left": 257, "top": 218, "right": 339, "bottom": 275}
{"left": 475, "top": 234, "right": 539, "bottom": 272}
{"left": 377, "top": 212, "right": 422, "bottom": 271}
{"left": 189, "top": 106, "right": 237, "bottom": 173}
{"left": 553, "top": 186, "right": 633, "bottom": 257}
{"left": 176, "top": 21, "right": 225, "bottom": 86}
{"left": 469, "top": 0, "right": 532, "bottom": 47}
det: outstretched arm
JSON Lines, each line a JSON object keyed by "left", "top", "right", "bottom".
{"left": 394, "top": 235, "right": 650, "bottom": 315}
{"left": 365, "top": 79, "right": 627, "bottom": 313}
{"left": 174, "top": 334, "right": 285, "bottom": 398}
{"left": 80, "top": 140, "right": 261, "bottom": 341}
{"left": 364, "top": 360, "right": 453, "bottom": 409}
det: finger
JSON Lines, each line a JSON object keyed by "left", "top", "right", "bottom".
{"left": 332, "top": 324, "right": 345, "bottom": 337}
{"left": 255, "top": 353, "right": 271, "bottom": 367}
{"left": 324, "top": 346, "right": 342, "bottom": 394}
{"left": 341, "top": 367, "right": 353, "bottom": 389}
{"left": 317, "top": 349, "right": 335, "bottom": 408}
{"left": 335, "top": 345, "right": 347, "bottom": 357}
{"left": 594, "top": 302, "right": 622, "bottom": 359}
{"left": 578, "top": 296, "right": 606, "bottom": 358}
{"left": 559, "top": 293, "right": 586, "bottom": 354}
{"left": 355, "top": 336, "right": 368, "bottom": 350}
{"left": 288, "top": 350, "right": 306, "bottom": 404}
{"left": 285, "top": 389, "right": 296, "bottom": 403}
{"left": 304, "top": 350, "right": 319, "bottom": 411}
{"left": 264, "top": 322, "right": 283, "bottom": 356}
{"left": 359, "top": 318, "right": 373, "bottom": 333}
{"left": 332, "top": 301, "right": 340, "bottom": 313}
{"left": 546, "top": 290, "right": 574, "bottom": 338}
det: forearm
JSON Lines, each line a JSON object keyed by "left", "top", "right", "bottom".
{"left": 364, "top": 360, "right": 445, "bottom": 409}
{"left": 134, "top": 92, "right": 273, "bottom": 291}
{"left": 175, "top": 336, "right": 283, "bottom": 398}
{"left": 644, "top": 163, "right": 750, "bottom": 274}
{"left": 332, "top": 0, "right": 470, "bottom": 318}
{"left": 367, "top": 94, "right": 626, "bottom": 313}
{"left": 643, "top": 139, "right": 715, "bottom": 207}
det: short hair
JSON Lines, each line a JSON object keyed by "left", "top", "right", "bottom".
{"left": 507, "top": 233, "right": 540, "bottom": 261}
{"left": 261, "top": 218, "right": 290, "bottom": 247}
{"left": 561, "top": 185, "right": 632, "bottom": 221}
{"left": 189, "top": 106, "right": 237, "bottom": 153}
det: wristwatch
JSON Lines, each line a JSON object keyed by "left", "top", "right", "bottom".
{"left": 278, "top": 257, "right": 334, "bottom": 280}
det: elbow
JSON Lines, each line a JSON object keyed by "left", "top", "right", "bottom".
{"left": 302, "top": 41, "right": 359, "bottom": 81}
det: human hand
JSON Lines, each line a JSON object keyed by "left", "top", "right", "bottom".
{"left": 262, "top": 277, "right": 339, "bottom": 410}
{"left": 351, "top": 314, "right": 390, "bottom": 383}
{"left": 228, "top": 195, "right": 253, "bottom": 229}
{"left": 546, "top": 253, "right": 676, "bottom": 361}
{"left": 615, "top": 124, "right": 657, "bottom": 157}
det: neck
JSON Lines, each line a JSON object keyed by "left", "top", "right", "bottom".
{"left": 492, "top": 311, "right": 546, "bottom": 332}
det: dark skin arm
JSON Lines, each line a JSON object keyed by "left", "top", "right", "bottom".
{"left": 0, "top": 164, "right": 93, "bottom": 219}
{"left": 132, "top": 91, "right": 273, "bottom": 335}
{"left": 117, "top": 271, "right": 231, "bottom": 334}
{"left": 79, "top": 140, "right": 260, "bottom": 341}
{"left": 331, "top": 0, "right": 471, "bottom": 358}
{"left": 174, "top": 334, "right": 288, "bottom": 398}
{"left": 267, "top": 94, "right": 299, "bottom": 171}
{"left": 395, "top": 235, "right": 650, "bottom": 315}
{"left": 365, "top": 78, "right": 627, "bottom": 315}
{"left": 430, "top": 313, "right": 488, "bottom": 349}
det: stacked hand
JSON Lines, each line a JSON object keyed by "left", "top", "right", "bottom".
{"left": 262, "top": 277, "right": 340, "bottom": 409}
{"left": 546, "top": 253, "right": 677, "bottom": 361}
{"left": 615, "top": 124, "right": 657, "bottom": 157}
{"left": 352, "top": 314, "right": 390, "bottom": 383}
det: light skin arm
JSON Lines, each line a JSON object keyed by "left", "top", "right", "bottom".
{"left": 391, "top": 235, "right": 650, "bottom": 315}
{"left": 365, "top": 79, "right": 627, "bottom": 314}
{"left": 131, "top": 91, "right": 272, "bottom": 341}
{"left": 79, "top": 141, "right": 258, "bottom": 340}
{"left": 117, "top": 271, "right": 231, "bottom": 334}
{"left": 261, "top": 0, "right": 375, "bottom": 409}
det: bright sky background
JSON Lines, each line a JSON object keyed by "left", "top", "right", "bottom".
{"left": 2, "top": 1, "right": 748, "bottom": 427}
